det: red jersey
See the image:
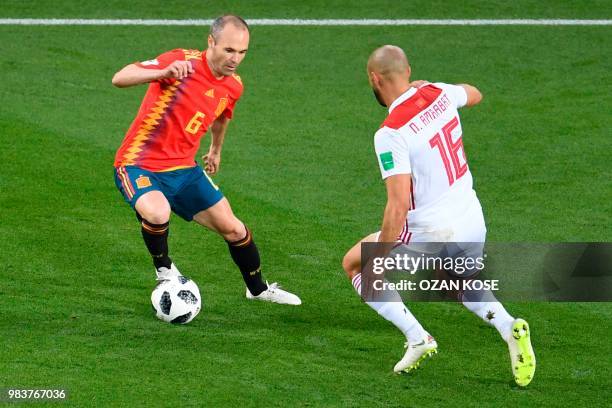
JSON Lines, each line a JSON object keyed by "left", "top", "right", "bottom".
{"left": 114, "top": 48, "right": 244, "bottom": 172}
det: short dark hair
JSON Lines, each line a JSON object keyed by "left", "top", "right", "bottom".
{"left": 210, "top": 15, "right": 250, "bottom": 40}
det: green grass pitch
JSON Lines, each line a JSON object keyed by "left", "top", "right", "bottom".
{"left": 0, "top": 1, "right": 610, "bottom": 406}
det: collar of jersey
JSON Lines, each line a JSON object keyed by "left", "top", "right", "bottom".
{"left": 388, "top": 87, "right": 418, "bottom": 114}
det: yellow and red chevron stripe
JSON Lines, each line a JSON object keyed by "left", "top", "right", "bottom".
{"left": 121, "top": 81, "right": 182, "bottom": 165}
{"left": 182, "top": 49, "right": 202, "bottom": 60}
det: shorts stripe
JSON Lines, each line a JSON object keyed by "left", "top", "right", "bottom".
{"left": 122, "top": 168, "right": 137, "bottom": 197}
{"left": 351, "top": 274, "right": 362, "bottom": 294}
{"left": 399, "top": 219, "right": 409, "bottom": 243}
{"left": 118, "top": 168, "right": 134, "bottom": 199}
{"left": 117, "top": 167, "right": 135, "bottom": 199}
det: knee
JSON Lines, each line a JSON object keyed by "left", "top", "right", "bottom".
{"left": 139, "top": 204, "right": 171, "bottom": 225}
{"left": 342, "top": 253, "right": 358, "bottom": 279}
{"left": 145, "top": 212, "right": 170, "bottom": 225}
{"left": 221, "top": 220, "right": 247, "bottom": 242}
{"left": 135, "top": 192, "right": 171, "bottom": 225}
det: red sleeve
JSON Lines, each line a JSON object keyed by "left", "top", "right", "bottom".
{"left": 223, "top": 98, "right": 237, "bottom": 119}
{"left": 135, "top": 49, "right": 185, "bottom": 70}
{"left": 223, "top": 76, "right": 244, "bottom": 119}
{"left": 134, "top": 49, "right": 185, "bottom": 85}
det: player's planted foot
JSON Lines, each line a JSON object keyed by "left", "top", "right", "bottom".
{"left": 393, "top": 335, "right": 438, "bottom": 374}
{"left": 507, "top": 318, "right": 536, "bottom": 387}
{"left": 246, "top": 282, "right": 301, "bottom": 305}
{"left": 156, "top": 263, "right": 183, "bottom": 281}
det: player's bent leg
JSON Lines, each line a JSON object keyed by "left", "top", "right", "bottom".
{"left": 343, "top": 232, "right": 435, "bottom": 373}
{"left": 192, "top": 197, "right": 245, "bottom": 241}
{"left": 134, "top": 191, "right": 181, "bottom": 280}
{"left": 447, "top": 215, "right": 535, "bottom": 385}
{"left": 459, "top": 277, "right": 527, "bottom": 386}
{"left": 193, "top": 199, "right": 301, "bottom": 305}
{"left": 459, "top": 278, "right": 535, "bottom": 385}
{"left": 342, "top": 232, "right": 378, "bottom": 280}
{"left": 135, "top": 190, "right": 172, "bottom": 224}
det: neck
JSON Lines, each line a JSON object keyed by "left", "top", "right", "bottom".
{"left": 385, "top": 82, "right": 412, "bottom": 107}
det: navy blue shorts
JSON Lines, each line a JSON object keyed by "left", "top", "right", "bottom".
{"left": 114, "top": 164, "right": 224, "bottom": 221}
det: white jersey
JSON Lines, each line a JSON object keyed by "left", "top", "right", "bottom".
{"left": 374, "top": 83, "right": 482, "bottom": 237}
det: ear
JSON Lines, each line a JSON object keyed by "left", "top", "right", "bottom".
{"left": 207, "top": 34, "right": 215, "bottom": 48}
{"left": 370, "top": 71, "right": 382, "bottom": 87}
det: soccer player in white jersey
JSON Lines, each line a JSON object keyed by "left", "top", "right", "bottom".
{"left": 342, "top": 45, "right": 536, "bottom": 386}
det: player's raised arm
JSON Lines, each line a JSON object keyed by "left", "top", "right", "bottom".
{"left": 457, "top": 83, "right": 483, "bottom": 107}
{"left": 111, "top": 60, "right": 194, "bottom": 88}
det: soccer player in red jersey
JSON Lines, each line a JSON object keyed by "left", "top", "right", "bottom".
{"left": 112, "top": 15, "right": 301, "bottom": 305}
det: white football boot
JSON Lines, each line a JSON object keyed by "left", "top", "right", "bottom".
{"left": 246, "top": 282, "right": 301, "bottom": 305}
{"left": 156, "top": 263, "right": 183, "bottom": 281}
{"left": 393, "top": 335, "right": 438, "bottom": 373}
{"left": 507, "top": 318, "right": 536, "bottom": 386}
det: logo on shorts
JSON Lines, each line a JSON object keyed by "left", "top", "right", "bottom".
{"left": 135, "top": 175, "right": 152, "bottom": 189}
{"left": 379, "top": 151, "right": 395, "bottom": 171}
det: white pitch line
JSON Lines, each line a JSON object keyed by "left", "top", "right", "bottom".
{"left": 0, "top": 18, "right": 611, "bottom": 26}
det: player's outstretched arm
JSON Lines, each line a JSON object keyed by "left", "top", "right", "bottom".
{"left": 111, "top": 61, "right": 194, "bottom": 88}
{"left": 457, "top": 84, "right": 483, "bottom": 107}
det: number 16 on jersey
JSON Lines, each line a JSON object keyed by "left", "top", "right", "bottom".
{"left": 429, "top": 116, "right": 468, "bottom": 186}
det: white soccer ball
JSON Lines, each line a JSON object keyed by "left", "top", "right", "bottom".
{"left": 151, "top": 276, "right": 201, "bottom": 324}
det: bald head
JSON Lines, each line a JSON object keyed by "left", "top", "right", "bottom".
{"left": 367, "top": 45, "right": 410, "bottom": 80}
{"left": 367, "top": 45, "right": 413, "bottom": 107}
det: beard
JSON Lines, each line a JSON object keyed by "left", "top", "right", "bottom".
{"left": 372, "top": 87, "right": 386, "bottom": 107}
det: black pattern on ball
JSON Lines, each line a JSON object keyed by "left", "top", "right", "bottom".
{"left": 160, "top": 291, "right": 172, "bottom": 315}
{"left": 178, "top": 276, "right": 190, "bottom": 284}
{"left": 177, "top": 290, "right": 198, "bottom": 304}
{"left": 171, "top": 312, "right": 192, "bottom": 324}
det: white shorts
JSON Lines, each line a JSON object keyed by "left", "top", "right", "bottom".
{"left": 376, "top": 197, "right": 487, "bottom": 244}
{"left": 372, "top": 199, "right": 487, "bottom": 278}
